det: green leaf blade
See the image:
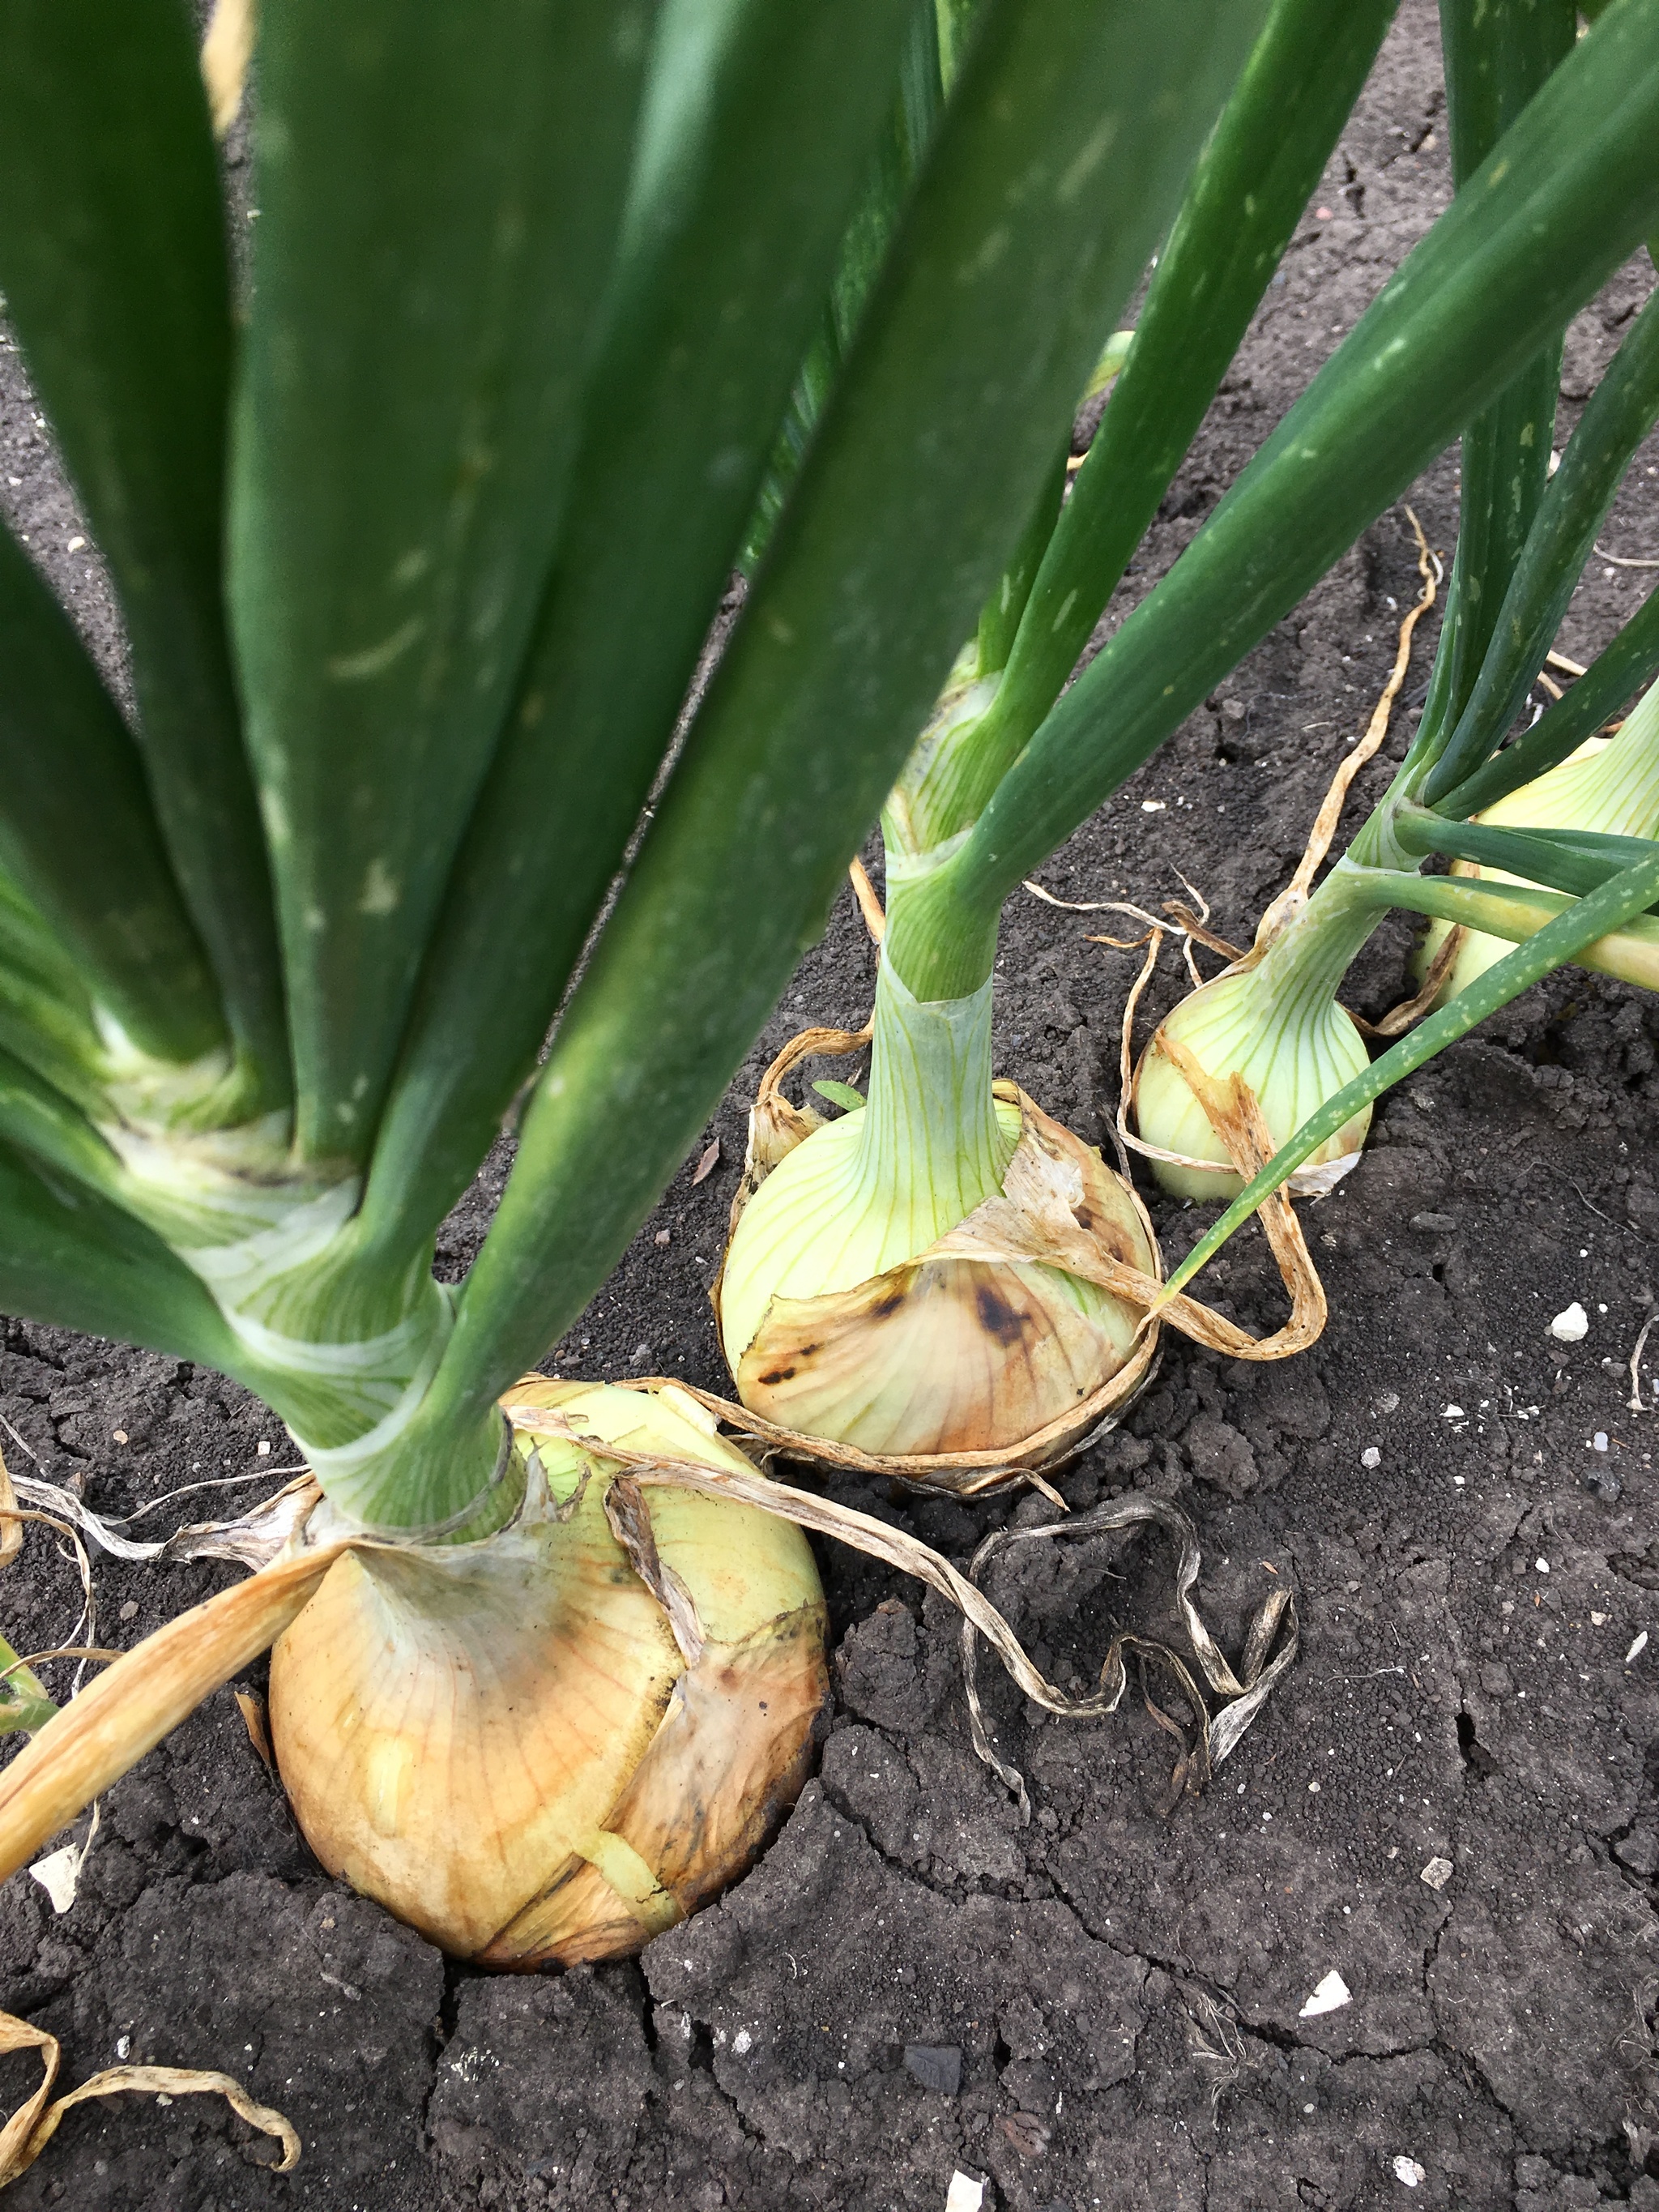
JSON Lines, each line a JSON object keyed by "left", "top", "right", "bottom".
{"left": 945, "top": 0, "right": 1659, "bottom": 929}
{"left": 354, "top": 0, "right": 920, "bottom": 1260}
{"left": 0, "top": 0, "right": 286, "bottom": 1096}
{"left": 0, "top": 530, "right": 225, "bottom": 1067}
{"left": 1439, "top": 582, "right": 1659, "bottom": 818}
{"left": 1422, "top": 285, "right": 1659, "bottom": 804}
{"left": 230, "top": 0, "right": 654, "bottom": 1164}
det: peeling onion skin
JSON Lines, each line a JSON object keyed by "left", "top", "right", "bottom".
{"left": 269, "top": 1381, "right": 828, "bottom": 1966}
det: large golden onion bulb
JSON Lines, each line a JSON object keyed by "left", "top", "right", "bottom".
{"left": 269, "top": 1379, "right": 827, "bottom": 1966}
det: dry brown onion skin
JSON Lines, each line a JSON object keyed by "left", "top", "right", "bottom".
{"left": 269, "top": 1379, "right": 829, "bottom": 1966}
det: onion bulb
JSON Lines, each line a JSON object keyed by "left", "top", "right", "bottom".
{"left": 1422, "top": 685, "right": 1659, "bottom": 997}
{"left": 1132, "top": 894, "right": 1372, "bottom": 1202}
{"left": 717, "top": 959, "right": 1158, "bottom": 1460}
{"left": 270, "top": 1378, "right": 827, "bottom": 1966}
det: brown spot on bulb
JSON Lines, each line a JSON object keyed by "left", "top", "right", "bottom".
{"left": 974, "top": 1283, "right": 1030, "bottom": 1347}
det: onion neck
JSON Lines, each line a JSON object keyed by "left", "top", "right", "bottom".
{"left": 853, "top": 857, "right": 1014, "bottom": 1255}
{"left": 1241, "top": 860, "right": 1391, "bottom": 1028}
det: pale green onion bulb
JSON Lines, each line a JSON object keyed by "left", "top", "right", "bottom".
{"left": 1132, "top": 916, "right": 1371, "bottom": 1202}
{"left": 1423, "top": 682, "right": 1659, "bottom": 997}
{"left": 719, "top": 958, "right": 1155, "bottom": 1458}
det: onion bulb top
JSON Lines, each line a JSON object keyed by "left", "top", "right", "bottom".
{"left": 1132, "top": 890, "right": 1374, "bottom": 1202}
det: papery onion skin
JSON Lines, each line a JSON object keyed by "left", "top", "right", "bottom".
{"left": 268, "top": 1379, "right": 827, "bottom": 1966}
{"left": 1133, "top": 969, "right": 1371, "bottom": 1202}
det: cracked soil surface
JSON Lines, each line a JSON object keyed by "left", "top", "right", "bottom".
{"left": 3, "top": 7, "right": 1659, "bottom": 2208}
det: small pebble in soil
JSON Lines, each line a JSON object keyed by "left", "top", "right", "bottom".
{"left": 1392, "top": 2156, "right": 1427, "bottom": 2189}
{"left": 1361, "top": 1445, "right": 1380, "bottom": 1469}
{"left": 1627, "top": 1631, "right": 1649, "bottom": 1665}
{"left": 1299, "top": 1971, "right": 1350, "bottom": 2018}
{"left": 1550, "top": 1301, "right": 1589, "bottom": 1343}
{"left": 904, "top": 2044, "right": 962, "bottom": 2095}
{"left": 1593, "top": 1431, "right": 1610, "bottom": 1451}
{"left": 1420, "top": 1856, "right": 1453, "bottom": 1891}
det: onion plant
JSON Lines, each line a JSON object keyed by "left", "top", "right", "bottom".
{"left": 0, "top": 0, "right": 1324, "bottom": 1958}
{"left": 720, "top": 0, "right": 1659, "bottom": 1461}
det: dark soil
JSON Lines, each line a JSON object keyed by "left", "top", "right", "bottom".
{"left": 6, "top": 7, "right": 1659, "bottom": 2207}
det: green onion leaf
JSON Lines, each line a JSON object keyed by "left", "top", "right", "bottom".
{"left": 1422, "top": 286, "right": 1659, "bottom": 805}
{"left": 1437, "top": 583, "right": 1659, "bottom": 819}
{"left": 948, "top": 0, "right": 1402, "bottom": 831}
{"left": 0, "top": 529, "right": 224, "bottom": 1067}
{"left": 230, "top": 0, "right": 652, "bottom": 1163}
{"left": 0, "top": 0, "right": 284, "bottom": 1098}
{"left": 419, "top": 0, "right": 1275, "bottom": 1428}
{"left": 938, "top": 0, "right": 1659, "bottom": 948}
{"left": 354, "top": 0, "right": 921, "bottom": 1263}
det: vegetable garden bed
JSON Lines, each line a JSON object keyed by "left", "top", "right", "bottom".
{"left": 3, "top": 6, "right": 1659, "bottom": 2209}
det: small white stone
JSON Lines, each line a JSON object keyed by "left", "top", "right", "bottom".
{"left": 1361, "top": 1445, "right": 1381, "bottom": 1470}
{"left": 1591, "top": 1611, "right": 1608, "bottom": 1626}
{"left": 115, "top": 2035, "right": 131, "bottom": 2060}
{"left": 1550, "top": 1302, "right": 1589, "bottom": 1343}
{"left": 731, "top": 2027, "right": 753, "bottom": 2056}
{"left": 945, "top": 2174, "right": 985, "bottom": 2212}
{"left": 1627, "top": 1631, "right": 1648, "bottom": 1666}
{"left": 1392, "top": 2155, "right": 1427, "bottom": 2188}
{"left": 1141, "top": 798, "right": 1166, "bottom": 813}
{"left": 1420, "top": 1856, "right": 1453, "bottom": 1891}
{"left": 29, "top": 1846, "right": 82, "bottom": 1915}
{"left": 1299, "top": 1971, "right": 1351, "bottom": 2018}
{"left": 1593, "top": 1432, "right": 1610, "bottom": 1452}
{"left": 1442, "top": 1403, "right": 1465, "bottom": 1420}
{"left": 1535, "top": 1557, "right": 1550, "bottom": 1574}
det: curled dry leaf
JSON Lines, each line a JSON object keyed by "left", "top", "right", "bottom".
{"left": 233, "top": 1689, "right": 274, "bottom": 1770}
{"left": 0, "top": 2007, "right": 298, "bottom": 2184}
{"left": 960, "top": 1496, "right": 1299, "bottom": 1817}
